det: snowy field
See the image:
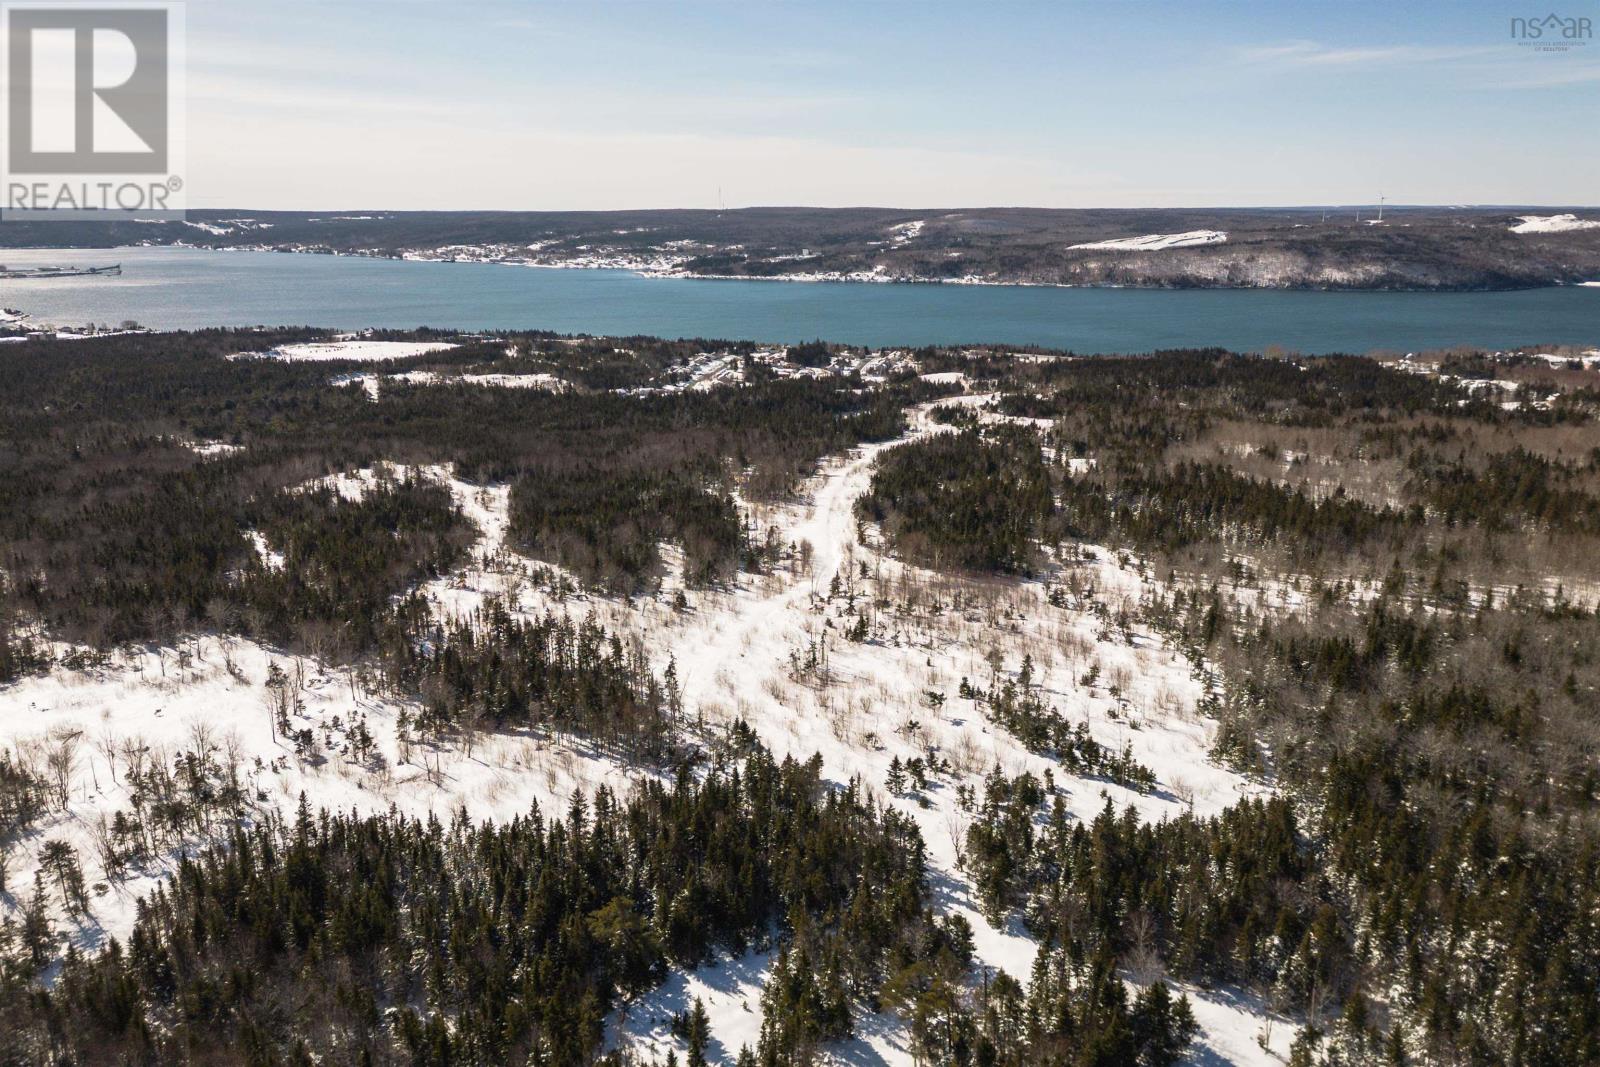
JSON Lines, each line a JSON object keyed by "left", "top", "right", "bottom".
{"left": 1069, "top": 231, "right": 1227, "bottom": 251}
{"left": 236, "top": 339, "right": 460, "bottom": 362}
{"left": 1509, "top": 213, "right": 1600, "bottom": 234}
{"left": 0, "top": 391, "right": 1295, "bottom": 1064}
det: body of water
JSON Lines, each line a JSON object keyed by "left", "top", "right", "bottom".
{"left": 2, "top": 246, "right": 1595, "bottom": 353}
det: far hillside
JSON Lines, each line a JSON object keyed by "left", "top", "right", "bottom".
{"left": 5, "top": 205, "right": 1600, "bottom": 290}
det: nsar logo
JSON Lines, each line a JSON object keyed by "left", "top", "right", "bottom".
{"left": 1510, "top": 12, "right": 1592, "bottom": 50}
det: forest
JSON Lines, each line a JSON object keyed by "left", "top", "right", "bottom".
{"left": 0, "top": 328, "right": 929, "bottom": 658}
{"left": 2, "top": 728, "right": 1199, "bottom": 1067}
{"left": 3, "top": 329, "right": 1599, "bottom": 1066}
{"left": 883, "top": 346, "right": 1600, "bottom": 1066}
{"left": 857, "top": 427, "right": 1055, "bottom": 574}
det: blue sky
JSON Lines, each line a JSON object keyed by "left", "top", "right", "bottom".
{"left": 184, "top": 0, "right": 1599, "bottom": 209}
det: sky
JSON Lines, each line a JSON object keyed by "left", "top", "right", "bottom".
{"left": 178, "top": 0, "right": 1599, "bottom": 210}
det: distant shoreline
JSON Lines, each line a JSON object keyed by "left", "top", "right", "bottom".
{"left": 8, "top": 241, "right": 1595, "bottom": 294}
{"left": 4, "top": 204, "right": 1598, "bottom": 292}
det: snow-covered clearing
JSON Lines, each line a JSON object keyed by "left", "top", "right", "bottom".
{"left": 602, "top": 413, "right": 1268, "bottom": 1057}
{"left": 1070, "top": 230, "right": 1227, "bottom": 251}
{"left": 428, "top": 371, "right": 565, "bottom": 390}
{"left": 0, "top": 634, "right": 629, "bottom": 966}
{"left": 595, "top": 396, "right": 1281, "bottom": 1063}
{"left": 236, "top": 339, "right": 459, "bottom": 362}
{"left": 1509, "top": 213, "right": 1600, "bottom": 234}
{"left": 247, "top": 529, "right": 285, "bottom": 570}
{"left": 889, "top": 220, "right": 925, "bottom": 244}
{"left": 1, "top": 396, "right": 1289, "bottom": 1063}
{"left": 611, "top": 945, "right": 777, "bottom": 1064}
{"left": 183, "top": 439, "right": 244, "bottom": 459}
{"left": 335, "top": 369, "right": 567, "bottom": 399}
{"left": 264, "top": 404, "right": 1290, "bottom": 1062}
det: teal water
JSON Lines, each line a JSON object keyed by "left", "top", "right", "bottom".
{"left": 2, "top": 246, "right": 1596, "bottom": 353}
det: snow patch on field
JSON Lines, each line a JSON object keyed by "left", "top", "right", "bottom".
{"left": 1510, "top": 213, "right": 1600, "bottom": 234}
{"left": 336, "top": 370, "right": 567, "bottom": 399}
{"left": 1070, "top": 230, "right": 1227, "bottom": 251}
{"left": 889, "top": 220, "right": 925, "bottom": 244}
{"left": 237, "top": 340, "right": 459, "bottom": 363}
{"left": 184, "top": 439, "right": 243, "bottom": 459}
{"left": 434, "top": 371, "right": 565, "bottom": 390}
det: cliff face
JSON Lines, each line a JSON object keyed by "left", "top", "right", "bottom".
{"left": 5, "top": 206, "right": 1599, "bottom": 290}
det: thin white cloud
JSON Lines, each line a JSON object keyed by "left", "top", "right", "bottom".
{"left": 1239, "top": 40, "right": 1498, "bottom": 67}
{"left": 1236, "top": 38, "right": 1600, "bottom": 93}
{"left": 193, "top": 72, "right": 459, "bottom": 120}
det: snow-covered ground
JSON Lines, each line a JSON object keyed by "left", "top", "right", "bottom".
{"left": 1, "top": 397, "right": 1291, "bottom": 1064}
{"left": 400, "top": 242, "right": 695, "bottom": 275}
{"left": 888, "top": 220, "right": 925, "bottom": 244}
{"left": 626, "top": 348, "right": 919, "bottom": 396}
{"left": 335, "top": 369, "right": 567, "bottom": 399}
{"left": 237, "top": 339, "right": 460, "bottom": 362}
{"left": 0, "top": 462, "right": 638, "bottom": 968}
{"left": 1069, "top": 230, "right": 1228, "bottom": 251}
{"left": 599, "top": 400, "right": 1283, "bottom": 1063}
{"left": 1509, "top": 213, "right": 1600, "bottom": 234}
{"left": 611, "top": 945, "right": 776, "bottom": 1063}
{"left": 0, "top": 634, "right": 630, "bottom": 960}
{"left": 0, "top": 306, "right": 148, "bottom": 341}
{"left": 183, "top": 438, "right": 244, "bottom": 459}
{"left": 404, "top": 395, "right": 1286, "bottom": 1063}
